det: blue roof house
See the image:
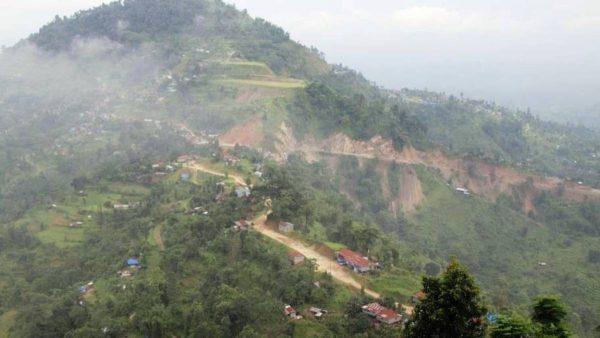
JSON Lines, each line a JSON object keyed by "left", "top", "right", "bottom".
{"left": 127, "top": 258, "right": 140, "bottom": 267}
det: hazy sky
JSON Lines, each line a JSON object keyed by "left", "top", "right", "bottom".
{"left": 1, "top": 0, "right": 600, "bottom": 114}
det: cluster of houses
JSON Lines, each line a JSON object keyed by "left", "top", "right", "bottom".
{"left": 336, "top": 249, "right": 378, "bottom": 273}
{"left": 283, "top": 305, "right": 329, "bottom": 320}
{"left": 283, "top": 301, "right": 401, "bottom": 325}
{"left": 151, "top": 155, "right": 196, "bottom": 179}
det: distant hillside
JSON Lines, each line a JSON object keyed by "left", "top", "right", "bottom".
{"left": 23, "top": 0, "right": 600, "bottom": 187}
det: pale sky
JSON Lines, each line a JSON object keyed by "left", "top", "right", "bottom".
{"left": 1, "top": 0, "right": 600, "bottom": 115}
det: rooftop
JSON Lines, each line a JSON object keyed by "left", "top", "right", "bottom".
{"left": 338, "top": 249, "right": 371, "bottom": 268}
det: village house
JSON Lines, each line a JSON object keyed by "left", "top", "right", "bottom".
{"left": 278, "top": 222, "right": 294, "bottom": 233}
{"left": 336, "top": 249, "right": 374, "bottom": 273}
{"left": 288, "top": 251, "right": 305, "bottom": 265}
{"left": 180, "top": 171, "right": 191, "bottom": 181}
{"left": 233, "top": 220, "right": 250, "bottom": 231}
{"left": 118, "top": 270, "right": 132, "bottom": 278}
{"left": 79, "top": 281, "right": 94, "bottom": 295}
{"left": 235, "top": 186, "right": 251, "bottom": 198}
{"left": 362, "top": 303, "right": 402, "bottom": 325}
{"left": 284, "top": 305, "right": 301, "bottom": 320}
{"left": 309, "top": 307, "right": 327, "bottom": 319}
{"left": 455, "top": 187, "right": 471, "bottom": 196}
{"left": 127, "top": 257, "right": 140, "bottom": 268}
{"left": 69, "top": 221, "right": 84, "bottom": 228}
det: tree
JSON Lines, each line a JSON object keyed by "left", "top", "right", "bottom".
{"left": 405, "top": 259, "right": 487, "bottom": 338}
{"left": 531, "top": 296, "right": 570, "bottom": 338}
{"left": 490, "top": 313, "right": 533, "bottom": 338}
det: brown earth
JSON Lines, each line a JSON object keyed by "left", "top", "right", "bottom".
{"left": 288, "top": 133, "right": 600, "bottom": 209}
{"left": 217, "top": 120, "right": 600, "bottom": 213}
{"left": 377, "top": 161, "right": 424, "bottom": 215}
{"left": 218, "top": 115, "right": 265, "bottom": 148}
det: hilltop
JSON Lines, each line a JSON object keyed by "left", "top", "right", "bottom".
{"left": 0, "top": 0, "right": 599, "bottom": 336}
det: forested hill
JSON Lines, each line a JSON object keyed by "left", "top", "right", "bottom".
{"left": 27, "top": 0, "right": 328, "bottom": 78}
{"left": 25, "top": 0, "right": 600, "bottom": 188}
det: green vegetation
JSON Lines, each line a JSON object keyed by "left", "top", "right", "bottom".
{"left": 491, "top": 296, "right": 571, "bottom": 338}
{"left": 0, "top": 0, "right": 598, "bottom": 336}
{"left": 406, "top": 260, "right": 487, "bottom": 338}
{"left": 290, "top": 83, "right": 427, "bottom": 148}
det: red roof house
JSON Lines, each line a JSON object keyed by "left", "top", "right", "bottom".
{"left": 284, "top": 304, "right": 300, "bottom": 319}
{"left": 288, "top": 251, "right": 305, "bottom": 265}
{"left": 233, "top": 220, "right": 250, "bottom": 231}
{"left": 362, "top": 303, "right": 402, "bottom": 325}
{"left": 337, "top": 249, "right": 373, "bottom": 273}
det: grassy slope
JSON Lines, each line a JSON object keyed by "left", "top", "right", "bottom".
{"left": 12, "top": 183, "right": 150, "bottom": 248}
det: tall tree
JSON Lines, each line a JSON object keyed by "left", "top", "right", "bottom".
{"left": 405, "top": 259, "right": 487, "bottom": 338}
{"left": 531, "top": 296, "right": 570, "bottom": 338}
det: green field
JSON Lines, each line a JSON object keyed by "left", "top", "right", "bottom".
{"left": 216, "top": 78, "right": 306, "bottom": 89}
{"left": 11, "top": 182, "right": 150, "bottom": 248}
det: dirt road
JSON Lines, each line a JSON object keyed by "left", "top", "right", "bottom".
{"left": 252, "top": 214, "right": 381, "bottom": 299}
{"left": 185, "top": 162, "right": 247, "bottom": 186}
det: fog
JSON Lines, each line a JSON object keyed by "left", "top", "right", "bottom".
{"left": 0, "top": 38, "right": 160, "bottom": 101}
{"left": 1, "top": 0, "right": 599, "bottom": 119}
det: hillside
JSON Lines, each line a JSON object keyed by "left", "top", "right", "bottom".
{"left": 0, "top": 0, "right": 599, "bottom": 336}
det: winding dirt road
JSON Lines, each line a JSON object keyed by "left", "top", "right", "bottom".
{"left": 252, "top": 213, "right": 380, "bottom": 298}
{"left": 188, "top": 160, "right": 415, "bottom": 314}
